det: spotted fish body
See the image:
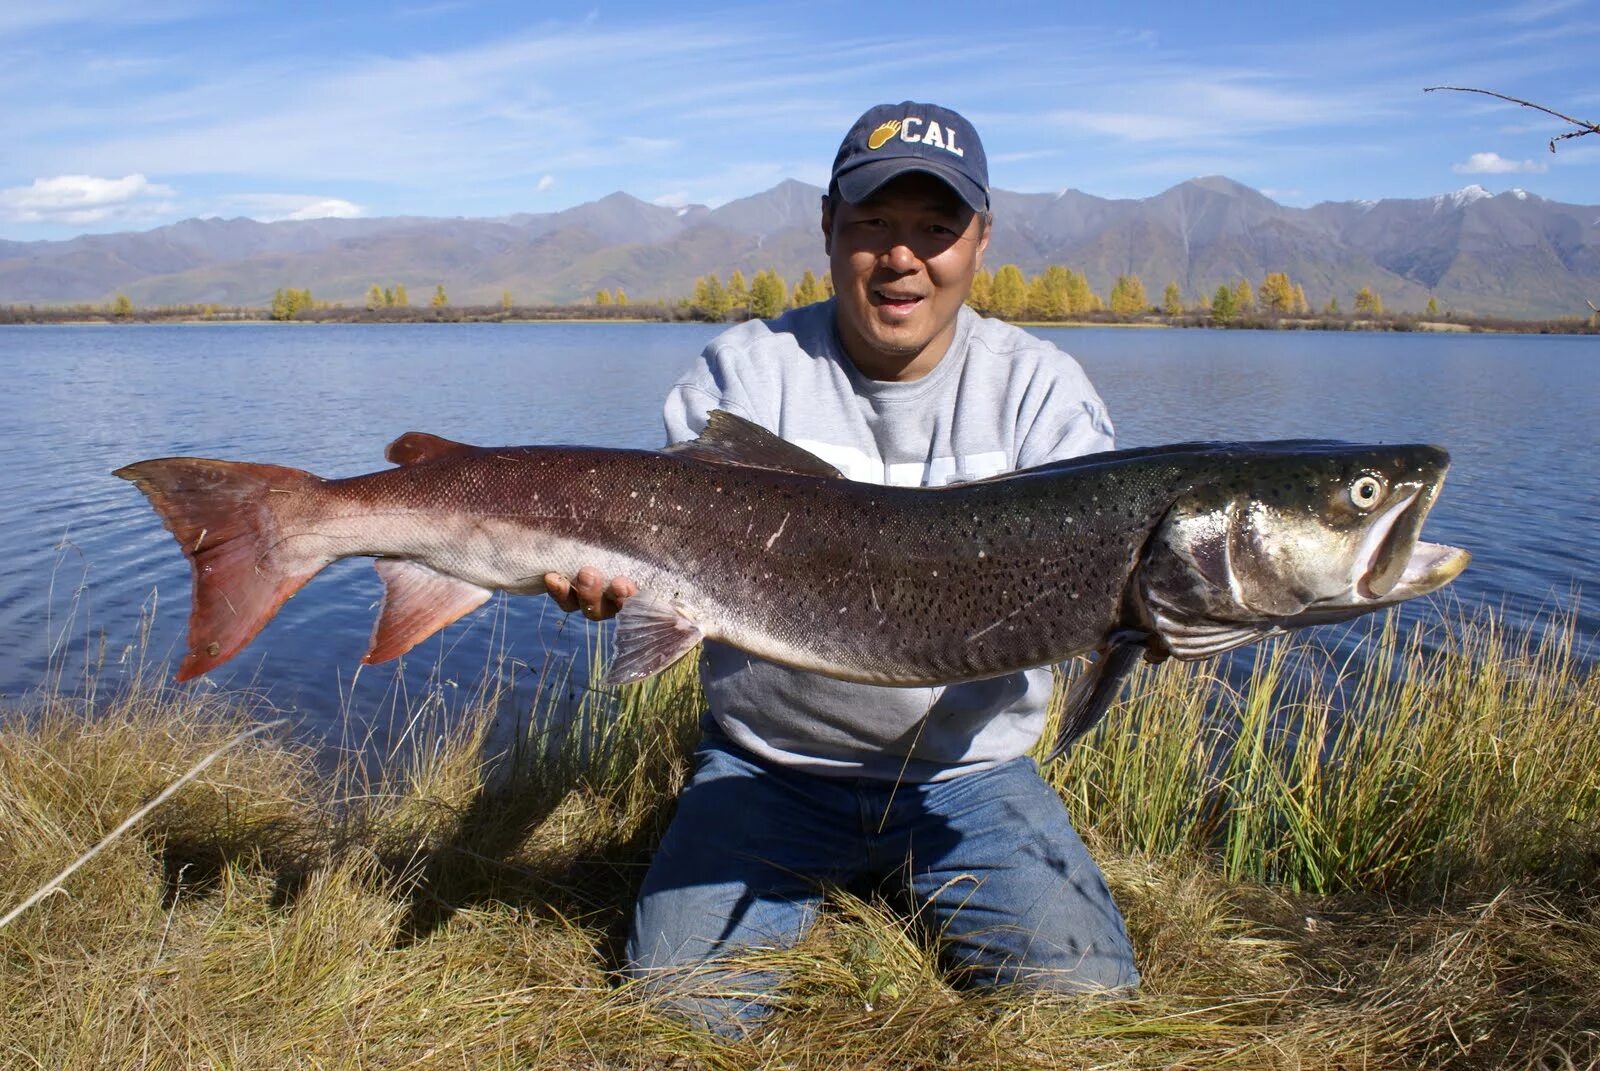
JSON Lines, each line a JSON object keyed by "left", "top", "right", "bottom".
{"left": 115, "top": 411, "right": 1468, "bottom": 701}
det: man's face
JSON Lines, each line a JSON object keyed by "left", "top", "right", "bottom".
{"left": 822, "top": 172, "right": 989, "bottom": 380}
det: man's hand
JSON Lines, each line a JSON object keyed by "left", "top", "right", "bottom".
{"left": 544, "top": 566, "right": 638, "bottom": 621}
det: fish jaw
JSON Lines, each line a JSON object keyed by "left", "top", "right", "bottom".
{"left": 1282, "top": 540, "right": 1471, "bottom": 627}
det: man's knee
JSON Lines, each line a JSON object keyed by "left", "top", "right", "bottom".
{"left": 943, "top": 925, "right": 1140, "bottom": 994}
{"left": 623, "top": 960, "right": 781, "bottom": 1037}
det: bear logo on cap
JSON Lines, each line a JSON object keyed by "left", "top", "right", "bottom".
{"left": 867, "top": 120, "right": 902, "bottom": 150}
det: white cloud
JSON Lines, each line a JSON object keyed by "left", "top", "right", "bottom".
{"left": 989, "top": 149, "right": 1061, "bottom": 165}
{"left": 0, "top": 0, "right": 206, "bottom": 35}
{"left": 619, "top": 136, "right": 679, "bottom": 154}
{"left": 1041, "top": 74, "right": 1386, "bottom": 148}
{"left": 1452, "top": 151, "right": 1549, "bottom": 174}
{"left": 44, "top": 21, "right": 751, "bottom": 191}
{"left": 285, "top": 197, "right": 363, "bottom": 220}
{"left": 3, "top": 7, "right": 1593, "bottom": 228}
{"left": 219, "top": 193, "right": 365, "bottom": 222}
{"left": 0, "top": 173, "right": 176, "bottom": 223}
{"left": 650, "top": 191, "right": 688, "bottom": 208}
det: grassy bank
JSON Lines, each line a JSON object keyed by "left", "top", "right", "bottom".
{"left": 2, "top": 609, "right": 1596, "bottom": 1069}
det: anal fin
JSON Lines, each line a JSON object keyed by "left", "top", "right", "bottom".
{"left": 604, "top": 596, "right": 704, "bottom": 685}
{"left": 363, "top": 560, "right": 493, "bottom": 664}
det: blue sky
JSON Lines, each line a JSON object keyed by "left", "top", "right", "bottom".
{"left": 2, "top": 0, "right": 1595, "bottom": 241}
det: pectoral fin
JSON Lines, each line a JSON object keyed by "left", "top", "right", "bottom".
{"left": 1044, "top": 635, "right": 1147, "bottom": 764}
{"left": 605, "top": 596, "right": 705, "bottom": 685}
{"left": 363, "top": 559, "right": 493, "bottom": 664}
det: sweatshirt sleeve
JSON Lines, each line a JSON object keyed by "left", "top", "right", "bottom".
{"left": 662, "top": 328, "right": 767, "bottom": 446}
{"left": 1012, "top": 344, "right": 1116, "bottom": 468}
{"left": 1017, "top": 383, "right": 1115, "bottom": 467}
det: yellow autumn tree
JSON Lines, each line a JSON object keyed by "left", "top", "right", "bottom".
{"left": 749, "top": 270, "right": 787, "bottom": 318}
{"left": 1162, "top": 281, "right": 1183, "bottom": 316}
{"left": 431, "top": 284, "right": 448, "bottom": 308}
{"left": 1066, "top": 270, "right": 1100, "bottom": 314}
{"left": 791, "top": 270, "right": 825, "bottom": 307}
{"left": 1233, "top": 278, "right": 1255, "bottom": 314}
{"left": 1354, "top": 286, "right": 1383, "bottom": 314}
{"left": 726, "top": 269, "right": 749, "bottom": 313}
{"left": 693, "top": 274, "right": 730, "bottom": 319}
{"left": 1109, "top": 274, "right": 1148, "bottom": 315}
{"left": 967, "top": 269, "right": 993, "bottom": 314}
{"left": 269, "top": 287, "right": 313, "bottom": 320}
{"left": 990, "top": 264, "right": 1027, "bottom": 319}
{"left": 1028, "top": 265, "right": 1073, "bottom": 319}
{"left": 1259, "top": 272, "right": 1295, "bottom": 314}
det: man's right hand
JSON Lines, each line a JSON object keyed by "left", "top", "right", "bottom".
{"left": 544, "top": 566, "right": 638, "bottom": 621}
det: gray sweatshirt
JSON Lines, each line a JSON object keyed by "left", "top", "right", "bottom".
{"left": 663, "top": 299, "right": 1114, "bottom": 781}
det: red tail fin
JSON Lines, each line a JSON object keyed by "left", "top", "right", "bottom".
{"left": 114, "top": 457, "right": 327, "bottom": 681}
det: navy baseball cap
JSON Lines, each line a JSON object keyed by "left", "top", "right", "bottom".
{"left": 830, "top": 101, "right": 989, "bottom": 213}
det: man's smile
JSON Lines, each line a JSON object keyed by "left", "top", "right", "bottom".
{"left": 871, "top": 287, "right": 926, "bottom": 318}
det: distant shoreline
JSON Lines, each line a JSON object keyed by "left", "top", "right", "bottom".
{"left": 2, "top": 304, "right": 1594, "bottom": 335}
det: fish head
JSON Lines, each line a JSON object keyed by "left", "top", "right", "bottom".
{"left": 1138, "top": 442, "right": 1470, "bottom": 659}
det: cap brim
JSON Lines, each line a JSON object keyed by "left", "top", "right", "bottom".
{"left": 835, "top": 157, "right": 988, "bottom": 213}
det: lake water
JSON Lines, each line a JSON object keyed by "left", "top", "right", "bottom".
{"left": 0, "top": 322, "right": 1592, "bottom": 750}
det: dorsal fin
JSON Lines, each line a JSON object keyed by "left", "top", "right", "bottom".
{"left": 664, "top": 409, "right": 844, "bottom": 478}
{"left": 385, "top": 431, "right": 478, "bottom": 467}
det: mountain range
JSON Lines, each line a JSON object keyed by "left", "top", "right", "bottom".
{"left": 1, "top": 177, "right": 1595, "bottom": 318}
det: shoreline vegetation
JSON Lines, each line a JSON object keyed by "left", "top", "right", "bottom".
{"left": 5, "top": 300, "right": 1595, "bottom": 335}
{"left": 4, "top": 263, "right": 1597, "bottom": 333}
{"left": 2, "top": 607, "right": 1596, "bottom": 1068}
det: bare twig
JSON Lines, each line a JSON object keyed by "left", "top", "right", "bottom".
{"left": 0, "top": 718, "right": 289, "bottom": 931}
{"left": 1424, "top": 86, "right": 1600, "bottom": 152}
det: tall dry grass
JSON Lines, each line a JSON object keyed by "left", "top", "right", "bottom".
{"left": 0, "top": 606, "right": 1595, "bottom": 1069}
{"left": 1054, "top": 609, "right": 1600, "bottom": 894}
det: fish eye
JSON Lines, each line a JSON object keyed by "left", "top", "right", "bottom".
{"left": 1348, "top": 474, "right": 1385, "bottom": 510}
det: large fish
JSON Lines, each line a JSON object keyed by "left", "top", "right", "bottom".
{"left": 116, "top": 411, "right": 1468, "bottom": 757}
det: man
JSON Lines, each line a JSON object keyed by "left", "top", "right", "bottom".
{"left": 545, "top": 101, "right": 1137, "bottom": 1030}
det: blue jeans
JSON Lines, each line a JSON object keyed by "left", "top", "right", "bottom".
{"left": 624, "top": 723, "right": 1138, "bottom": 1031}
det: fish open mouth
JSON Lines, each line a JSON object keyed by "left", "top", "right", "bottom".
{"left": 1393, "top": 540, "right": 1472, "bottom": 594}
{"left": 1355, "top": 469, "right": 1469, "bottom": 601}
{"left": 1291, "top": 470, "right": 1469, "bottom": 626}
{"left": 1364, "top": 483, "right": 1473, "bottom": 608}
{"left": 1355, "top": 487, "right": 1423, "bottom": 599}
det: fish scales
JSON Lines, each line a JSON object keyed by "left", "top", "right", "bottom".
{"left": 115, "top": 411, "right": 1468, "bottom": 703}
{"left": 268, "top": 445, "right": 1197, "bottom": 684}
